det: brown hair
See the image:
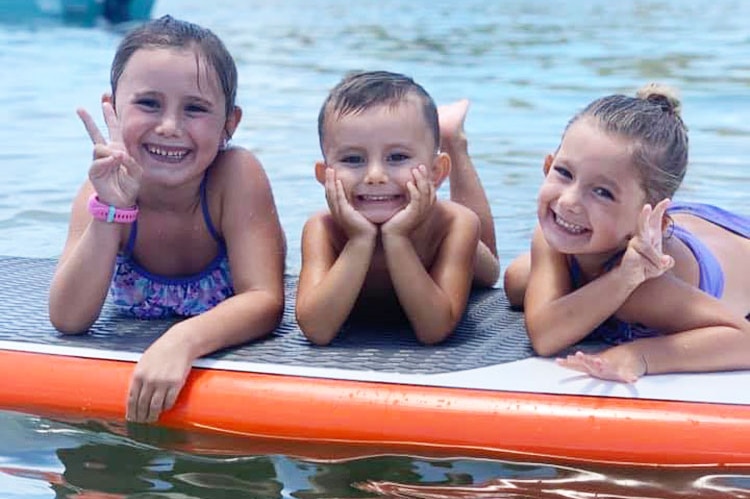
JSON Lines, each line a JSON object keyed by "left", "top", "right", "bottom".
{"left": 565, "top": 83, "right": 689, "bottom": 205}
{"left": 317, "top": 70, "right": 440, "bottom": 155}
{"left": 110, "top": 15, "right": 238, "bottom": 118}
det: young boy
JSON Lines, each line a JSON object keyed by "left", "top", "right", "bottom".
{"left": 296, "top": 70, "right": 498, "bottom": 345}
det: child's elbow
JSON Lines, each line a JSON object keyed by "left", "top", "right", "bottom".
{"left": 527, "top": 331, "right": 563, "bottom": 358}
{"left": 414, "top": 324, "right": 455, "bottom": 346}
{"left": 48, "top": 306, "right": 92, "bottom": 335}
{"left": 296, "top": 312, "right": 338, "bottom": 346}
{"left": 298, "top": 323, "right": 337, "bottom": 346}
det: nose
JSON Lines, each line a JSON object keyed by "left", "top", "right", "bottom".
{"left": 364, "top": 160, "right": 388, "bottom": 184}
{"left": 558, "top": 185, "right": 582, "bottom": 213}
{"left": 155, "top": 111, "right": 182, "bottom": 137}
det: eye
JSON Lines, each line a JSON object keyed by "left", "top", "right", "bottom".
{"left": 593, "top": 186, "right": 615, "bottom": 200}
{"left": 135, "top": 98, "right": 159, "bottom": 110}
{"left": 185, "top": 103, "right": 209, "bottom": 114}
{"left": 340, "top": 155, "right": 365, "bottom": 166}
{"left": 387, "top": 152, "right": 410, "bottom": 163}
{"left": 553, "top": 166, "right": 572, "bottom": 179}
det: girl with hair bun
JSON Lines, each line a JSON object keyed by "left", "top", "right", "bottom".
{"left": 504, "top": 84, "right": 750, "bottom": 382}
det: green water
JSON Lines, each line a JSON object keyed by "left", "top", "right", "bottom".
{"left": 1, "top": 0, "right": 749, "bottom": 496}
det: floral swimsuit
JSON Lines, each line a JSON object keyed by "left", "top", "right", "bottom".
{"left": 109, "top": 174, "right": 234, "bottom": 319}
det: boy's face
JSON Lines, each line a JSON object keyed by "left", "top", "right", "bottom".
{"left": 319, "top": 97, "right": 442, "bottom": 224}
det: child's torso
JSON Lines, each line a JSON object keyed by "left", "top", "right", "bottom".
{"left": 348, "top": 204, "right": 452, "bottom": 297}
{"left": 110, "top": 171, "right": 234, "bottom": 318}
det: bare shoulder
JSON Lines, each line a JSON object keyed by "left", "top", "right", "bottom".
{"left": 435, "top": 199, "right": 480, "bottom": 230}
{"left": 209, "top": 147, "right": 269, "bottom": 189}
{"left": 302, "top": 211, "right": 343, "bottom": 245}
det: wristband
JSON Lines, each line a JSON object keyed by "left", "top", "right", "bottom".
{"left": 88, "top": 194, "right": 138, "bottom": 223}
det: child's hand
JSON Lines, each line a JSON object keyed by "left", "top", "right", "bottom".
{"left": 557, "top": 348, "right": 647, "bottom": 383}
{"left": 324, "top": 168, "right": 377, "bottom": 239}
{"left": 620, "top": 198, "right": 674, "bottom": 285}
{"left": 126, "top": 334, "right": 192, "bottom": 423}
{"left": 382, "top": 165, "right": 435, "bottom": 237}
{"left": 78, "top": 101, "right": 142, "bottom": 207}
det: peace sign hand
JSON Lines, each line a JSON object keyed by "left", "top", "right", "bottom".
{"left": 78, "top": 100, "right": 142, "bottom": 207}
{"left": 620, "top": 198, "right": 674, "bottom": 285}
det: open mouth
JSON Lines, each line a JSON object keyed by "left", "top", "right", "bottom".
{"left": 553, "top": 212, "right": 588, "bottom": 234}
{"left": 356, "top": 194, "right": 403, "bottom": 202}
{"left": 145, "top": 144, "right": 190, "bottom": 162}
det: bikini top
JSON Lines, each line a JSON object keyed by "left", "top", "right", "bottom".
{"left": 109, "top": 175, "right": 234, "bottom": 319}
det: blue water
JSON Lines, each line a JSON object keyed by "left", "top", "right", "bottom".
{"left": 1, "top": 0, "right": 749, "bottom": 496}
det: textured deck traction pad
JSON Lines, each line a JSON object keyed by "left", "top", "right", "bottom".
{"left": 0, "top": 256, "right": 533, "bottom": 374}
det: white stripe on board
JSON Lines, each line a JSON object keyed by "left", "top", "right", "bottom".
{"left": 1, "top": 339, "right": 748, "bottom": 406}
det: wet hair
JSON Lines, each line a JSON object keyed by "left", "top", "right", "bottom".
{"left": 565, "top": 83, "right": 689, "bottom": 205}
{"left": 317, "top": 70, "right": 440, "bottom": 155}
{"left": 109, "top": 15, "right": 238, "bottom": 118}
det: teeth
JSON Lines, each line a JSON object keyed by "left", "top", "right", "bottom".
{"left": 554, "top": 213, "right": 586, "bottom": 234}
{"left": 147, "top": 145, "right": 188, "bottom": 158}
{"left": 360, "top": 195, "right": 397, "bottom": 201}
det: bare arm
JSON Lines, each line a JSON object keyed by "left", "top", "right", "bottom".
{"left": 49, "top": 104, "right": 142, "bottom": 332}
{"left": 523, "top": 226, "right": 641, "bottom": 356}
{"left": 296, "top": 215, "right": 376, "bottom": 345}
{"left": 383, "top": 205, "right": 479, "bottom": 345}
{"left": 127, "top": 148, "right": 286, "bottom": 422}
{"left": 48, "top": 183, "right": 125, "bottom": 332}
{"left": 560, "top": 276, "right": 750, "bottom": 381}
{"left": 526, "top": 201, "right": 674, "bottom": 356}
{"left": 296, "top": 168, "right": 378, "bottom": 345}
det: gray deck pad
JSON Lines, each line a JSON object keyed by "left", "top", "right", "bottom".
{"left": 0, "top": 256, "right": 534, "bottom": 374}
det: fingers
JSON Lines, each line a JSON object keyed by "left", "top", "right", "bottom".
{"left": 121, "top": 153, "right": 144, "bottom": 184}
{"left": 77, "top": 108, "right": 107, "bottom": 145}
{"left": 408, "top": 165, "right": 435, "bottom": 209}
{"left": 653, "top": 198, "right": 671, "bottom": 220}
{"left": 101, "top": 100, "right": 123, "bottom": 143}
{"left": 558, "top": 351, "right": 640, "bottom": 383}
{"left": 127, "top": 375, "right": 178, "bottom": 423}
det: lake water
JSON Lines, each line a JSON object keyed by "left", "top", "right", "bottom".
{"left": 1, "top": 0, "right": 749, "bottom": 496}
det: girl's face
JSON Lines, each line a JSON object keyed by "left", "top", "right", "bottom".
{"left": 112, "top": 46, "right": 237, "bottom": 187}
{"left": 537, "top": 118, "right": 647, "bottom": 258}
{"left": 318, "top": 98, "right": 446, "bottom": 224}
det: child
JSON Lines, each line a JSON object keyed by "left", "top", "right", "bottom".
{"left": 48, "top": 16, "right": 286, "bottom": 423}
{"left": 503, "top": 84, "right": 750, "bottom": 382}
{"left": 295, "top": 70, "right": 499, "bottom": 346}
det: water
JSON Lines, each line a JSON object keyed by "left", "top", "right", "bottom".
{"left": 1, "top": 0, "right": 749, "bottom": 496}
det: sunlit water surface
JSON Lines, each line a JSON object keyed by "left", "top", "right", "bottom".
{"left": 1, "top": 0, "right": 749, "bottom": 496}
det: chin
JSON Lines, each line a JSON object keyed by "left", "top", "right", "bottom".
{"left": 363, "top": 213, "right": 397, "bottom": 225}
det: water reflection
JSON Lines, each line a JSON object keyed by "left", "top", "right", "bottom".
{"left": 2, "top": 412, "right": 749, "bottom": 498}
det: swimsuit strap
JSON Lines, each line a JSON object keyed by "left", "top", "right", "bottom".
{"left": 569, "top": 249, "right": 626, "bottom": 289}
{"left": 123, "top": 172, "right": 221, "bottom": 256}
{"left": 200, "top": 172, "right": 222, "bottom": 244}
{"left": 123, "top": 221, "right": 138, "bottom": 256}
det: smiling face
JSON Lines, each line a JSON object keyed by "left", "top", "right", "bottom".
{"left": 112, "top": 46, "right": 236, "bottom": 186}
{"left": 319, "top": 97, "right": 444, "bottom": 224}
{"left": 537, "top": 118, "right": 647, "bottom": 258}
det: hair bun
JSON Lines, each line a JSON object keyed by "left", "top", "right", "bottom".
{"left": 636, "top": 83, "right": 682, "bottom": 116}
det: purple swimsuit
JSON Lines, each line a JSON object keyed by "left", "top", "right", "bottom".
{"left": 109, "top": 175, "right": 234, "bottom": 319}
{"left": 572, "top": 202, "right": 749, "bottom": 344}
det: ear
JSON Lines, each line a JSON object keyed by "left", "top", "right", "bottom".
{"left": 223, "top": 105, "right": 243, "bottom": 140}
{"left": 543, "top": 153, "right": 554, "bottom": 175}
{"left": 429, "top": 152, "right": 451, "bottom": 187}
{"left": 314, "top": 161, "right": 328, "bottom": 185}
